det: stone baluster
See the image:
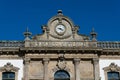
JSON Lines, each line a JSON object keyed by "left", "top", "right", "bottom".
{"left": 23, "top": 58, "right": 30, "bottom": 80}
{"left": 73, "top": 58, "right": 81, "bottom": 80}
{"left": 117, "top": 42, "right": 119, "bottom": 48}
{"left": 93, "top": 58, "right": 100, "bottom": 80}
{"left": 43, "top": 58, "right": 49, "bottom": 80}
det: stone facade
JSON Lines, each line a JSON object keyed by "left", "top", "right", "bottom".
{"left": 0, "top": 10, "right": 120, "bottom": 80}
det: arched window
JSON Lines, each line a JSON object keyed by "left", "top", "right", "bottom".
{"left": 54, "top": 70, "right": 70, "bottom": 80}
{"left": 107, "top": 72, "right": 120, "bottom": 80}
{"left": 2, "top": 72, "right": 15, "bottom": 80}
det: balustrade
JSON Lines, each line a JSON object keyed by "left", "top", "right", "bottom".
{"left": 97, "top": 41, "right": 120, "bottom": 49}
{"left": 0, "top": 41, "right": 24, "bottom": 47}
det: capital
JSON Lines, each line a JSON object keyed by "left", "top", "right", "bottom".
{"left": 43, "top": 58, "right": 50, "bottom": 64}
{"left": 93, "top": 58, "right": 99, "bottom": 65}
{"left": 73, "top": 58, "right": 80, "bottom": 64}
{"left": 24, "top": 57, "right": 30, "bottom": 64}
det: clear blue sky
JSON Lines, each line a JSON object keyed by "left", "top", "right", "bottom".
{"left": 0, "top": 0, "right": 120, "bottom": 41}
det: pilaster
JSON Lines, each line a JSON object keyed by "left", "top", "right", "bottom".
{"left": 73, "top": 58, "right": 81, "bottom": 80}
{"left": 23, "top": 57, "right": 30, "bottom": 80}
{"left": 43, "top": 58, "right": 49, "bottom": 80}
{"left": 93, "top": 58, "right": 100, "bottom": 80}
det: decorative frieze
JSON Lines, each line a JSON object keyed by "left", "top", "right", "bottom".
{"left": 25, "top": 41, "right": 91, "bottom": 48}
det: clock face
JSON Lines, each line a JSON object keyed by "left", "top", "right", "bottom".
{"left": 55, "top": 24, "right": 66, "bottom": 35}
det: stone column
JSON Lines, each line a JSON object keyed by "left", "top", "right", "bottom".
{"left": 93, "top": 58, "right": 100, "bottom": 80}
{"left": 73, "top": 58, "right": 81, "bottom": 80}
{"left": 23, "top": 58, "right": 30, "bottom": 80}
{"left": 43, "top": 58, "right": 49, "bottom": 80}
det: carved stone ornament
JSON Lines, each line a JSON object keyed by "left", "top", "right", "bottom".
{"left": 56, "top": 54, "right": 67, "bottom": 70}
{"left": 57, "top": 60, "right": 66, "bottom": 70}
{"left": 103, "top": 63, "right": 120, "bottom": 72}
{"left": 0, "top": 62, "right": 19, "bottom": 72}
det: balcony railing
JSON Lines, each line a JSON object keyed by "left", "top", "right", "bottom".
{"left": 0, "top": 41, "right": 24, "bottom": 47}
{"left": 97, "top": 41, "right": 120, "bottom": 49}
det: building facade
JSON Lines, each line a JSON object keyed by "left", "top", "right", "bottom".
{"left": 0, "top": 10, "right": 120, "bottom": 80}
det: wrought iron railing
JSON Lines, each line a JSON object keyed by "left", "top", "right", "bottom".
{"left": 0, "top": 41, "right": 24, "bottom": 47}
{"left": 97, "top": 41, "right": 120, "bottom": 49}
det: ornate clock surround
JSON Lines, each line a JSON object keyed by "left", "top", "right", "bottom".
{"left": 47, "top": 10, "right": 75, "bottom": 39}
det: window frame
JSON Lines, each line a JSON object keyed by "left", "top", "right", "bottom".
{"left": 0, "top": 62, "right": 19, "bottom": 80}
{"left": 103, "top": 63, "right": 120, "bottom": 80}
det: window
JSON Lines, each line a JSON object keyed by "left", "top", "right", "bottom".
{"left": 0, "top": 63, "right": 19, "bottom": 80}
{"left": 103, "top": 63, "right": 120, "bottom": 80}
{"left": 107, "top": 72, "right": 120, "bottom": 80}
{"left": 54, "top": 70, "right": 70, "bottom": 80}
{"left": 2, "top": 72, "right": 15, "bottom": 80}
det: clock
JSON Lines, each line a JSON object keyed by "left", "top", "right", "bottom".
{"left": 55, "top": 24, "right": 66, "bottom": 35}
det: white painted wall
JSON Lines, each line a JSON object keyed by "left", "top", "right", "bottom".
{"left": 0, "top": 60, "right": 23, "bottom": 80}
{"left": 99, "top": 59, "right": 120, "bottom": 80}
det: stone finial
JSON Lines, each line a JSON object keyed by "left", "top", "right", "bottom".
{"left": 90, "top": 28, "right": 97, "bottom": 41}
{"left": 23, "top": 27, "right": 32, "bottom": 41}
{"left": 57, "top": 10, "right": 63, "bottom": 15}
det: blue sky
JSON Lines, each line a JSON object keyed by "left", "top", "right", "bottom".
{"left": 0, "top": 0, "right": 120, "bottom": 41}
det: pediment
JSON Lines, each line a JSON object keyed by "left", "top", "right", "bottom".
{"left": 103, "top": 63, "right": 120, "bottom": 72}
{"left": 0, "top": 62, "right": 19, "bottom": 72}
{"left": 23, "top": 10, "right": 98, "bottom": 48}
{"left": 32, "top": 10, "right": 89, "bottom": 41}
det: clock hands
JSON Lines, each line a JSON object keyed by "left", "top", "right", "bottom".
{"left": 58, "top": 27, "right": 63, "bottom": 31}
{"left": 56, "top": 25, "right": 65, "bottom": 35}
